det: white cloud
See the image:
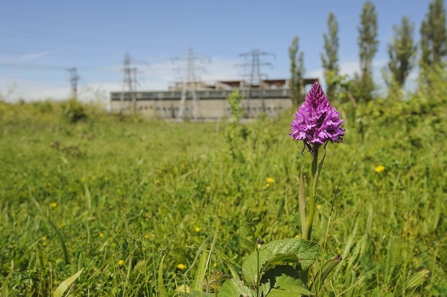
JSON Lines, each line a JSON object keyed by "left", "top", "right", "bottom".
{"left": 307, "top": 68, "right": 324, "bottom": 83}
{"left": 0, "top": 76, "right": 69, "bottom": 102}
{"left": 0, "top": 51, "right": 53, "bottom": 64}
{"left": 137, "top": 57, "right": 242, "bottom": 89}
{"left": 19, "top": 51, "right": 52, "bottom": 61}
{"left": 308, "top": 59, "right": 387, "bottom": 88}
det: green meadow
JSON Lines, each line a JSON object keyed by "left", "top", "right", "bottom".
{"left": 1, "top": 85, "right": 446, "bottom": 296}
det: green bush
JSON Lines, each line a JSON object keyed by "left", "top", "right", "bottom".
{"left": 61, "top": 98, "right": 88, "bottom": 123}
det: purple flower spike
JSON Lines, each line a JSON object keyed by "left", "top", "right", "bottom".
{"left": 289, "top": 82, "right": 344, "bottom": 152}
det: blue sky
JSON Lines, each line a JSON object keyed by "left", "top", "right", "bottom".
{"left": 0, "top": 0, "right": 434, "bottom": 102}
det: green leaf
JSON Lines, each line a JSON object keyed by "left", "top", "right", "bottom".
{"left": 218, "top": 279, "right": 254, "bottom": 297}
{"left": 268, "top": 275, "right": 314, "bottom": 296}
{"left": 158, "top": 255, "right": 169, "bottom": 297}
{"left": 312, "top": 147, "right": 326, "bottom": 195}
{"left": 242, "top": 239, "right": 319, "bottom": 284}
{"left": 260, "top": 265, "right": 299, "bottom": 296}
{"left": 224, "top": 261, "right": 240, "bottom": 280}
{"left": 133, "top": 260, "right": 147, "bottom": 273}
{"left": 405, "top": 269, "right": 429, "bottom": 290}
{"left": 192, "top": 247, "right": 208, "bottom": 291}
{"left": 310, "top": 255, "right": 342, "bottom": 293}
{"left": 47, "top": 217, "right": 69, "bottom": 265}
{"left": 53, "top": 268, "right": 84, "bottom": 297}
{"left": 183, "top": 291, "right": 214, "bottom": 297}
{"left": 261, "top": 265, "right": 299, "bottom": 284}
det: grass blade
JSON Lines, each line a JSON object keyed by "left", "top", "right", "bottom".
{"left": 53, "top": 268, "right": 83, "bottom": 297}
{"left": 158, "top": 255, "right": 168, "bottom": 297}
{"left": 310, "top": 255, "right": 342, "bottom": 293}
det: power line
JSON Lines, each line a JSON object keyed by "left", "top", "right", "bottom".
{"left": 0, "top": 47, "right": 124, "bottom": 59}
{"left": 0, "top": 62, "right": 66, "bottom": 70}
{"left": 0, "top": 61, "right": 112, "bottom": 72}
{"left": 0, "top": 29, "right": 236, "bottom": 56}
{"left": 238, "top": 47, "right": 275, "bottom": 117}
{"left": 172, "top": 47, "right": 210, "bottom": 120}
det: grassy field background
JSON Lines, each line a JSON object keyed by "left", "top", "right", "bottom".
{"left": 0, "top": 85, "right": 446, "bottom": 296}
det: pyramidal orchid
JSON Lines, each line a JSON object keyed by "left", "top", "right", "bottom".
{"left": 289, "top": 82, "right": 344, "bottom": 154}
{"left": 289, "top": 82, "right": 344, "bottom": 241}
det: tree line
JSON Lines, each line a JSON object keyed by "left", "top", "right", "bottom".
{"left": 289, "top": 0, "right": 447, "bottom": 105}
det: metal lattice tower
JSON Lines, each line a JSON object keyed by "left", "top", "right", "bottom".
{"left": 172, "top": 47, "right": 210, "bottom": 120}
{"left": 120, "top": 52, "right": 132, "bottom": 113}
{"left": 120, "top": 52, "right": 142, "bottom": 114}
{"left": 238, "top": 47, "right": 275, "bottom": 117}
{"left": 67, "top": 68, "right": 79, "bottom": 99}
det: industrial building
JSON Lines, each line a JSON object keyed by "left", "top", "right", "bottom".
{"left": 110, "top": 78, "right": 317, "bottom": 119}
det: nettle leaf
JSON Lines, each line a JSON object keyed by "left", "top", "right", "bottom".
{"left": 182, "top": 291, "right": 214, "bottom": 297}
{"left": 260, "top": 265, "right": 299, "bottom": 296}
{"left": 268, "top": 275, "right": 314, "bottom": 296}
{"left": 259, "top": 281, "right": 272, "bottom": 297}
{"left": 242, "top": 239, "right": 319, "bottom": 283}
{"left": 259, "top": 265, "right": 313, "bottom": 296}
{"left": 217, "top": 279, "right": 254, "bottom": 297}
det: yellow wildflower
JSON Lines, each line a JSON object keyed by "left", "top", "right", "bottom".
{"left": 265, "top": 183, "right": 270, "bottom": 188}
{"left": 375, "top": 165, "right": 385, "bottom": 173}
{"left": 316, "top": 204, "right": 322, "bottom": 210}
{"left": 266, "top": 177, "right": 275, "bottom": 184}
{"left": 42, "top": 236, "right": 47, "bottom": 241}
{"left": 50, "top": 202, "right": 57, "bottom": 208}
{"left": 118, "top": 260, "right": 125, "bottom": 266}
{"left": 177, "top": 263, "right": 186, "bottom": 270}
{"left": 194, "top": 227, "right": 200, "bottom": 233}
{"left": 99, "top": 233, "right": 104, "bottom": 238}
{"left": 295, "top": 235, "right": 300, "bottom": 239}
{"left": 144, "top": 234, "right": 150, "bottom": 239}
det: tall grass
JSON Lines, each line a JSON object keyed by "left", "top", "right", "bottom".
{"left": 0, "top": 81, "right": 446, "bottom": 296}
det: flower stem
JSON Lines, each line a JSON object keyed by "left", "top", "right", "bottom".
{"left": 256, "top": 240, "right": 261, "bottom": 297}
{"left": 306, "top": 145, "right": 319, "bottom": 240}
{"left": 311, "top": 144, "right": 319, "bottom": 177}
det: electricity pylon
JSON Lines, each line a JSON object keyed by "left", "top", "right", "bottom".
{"left": 120, "top": 52, "right": 134, "bottom": 113}
{"left": 172, "top": 47, "right": 210, "bottom": 120}
{"left": 238, "top": 47, "right": 275, "bottom": 117}
{"left": 67, "top": 68, "right": 79, "bottom": 99}
{"left": 120, "top": 51, "right": 147, "bottom": 114}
